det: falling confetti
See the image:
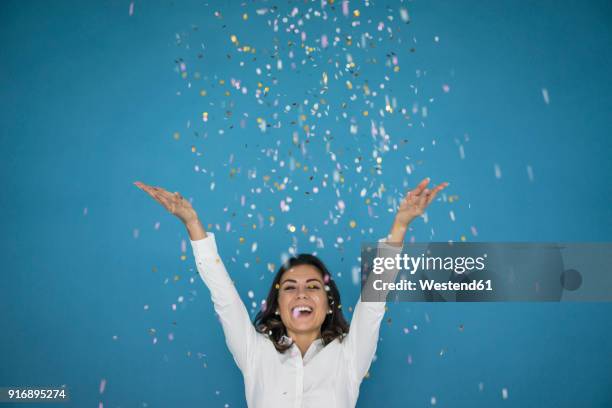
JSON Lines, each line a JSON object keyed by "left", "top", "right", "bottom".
{"left": 541, "top": 88, "right": 550, "bottom": 104}
{"left": 494, "top": 163, "right": 502, "bottom": 179}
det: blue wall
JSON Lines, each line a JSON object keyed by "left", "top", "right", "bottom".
{"left": 1, "top": 0, "right": 611, "bottom": 407}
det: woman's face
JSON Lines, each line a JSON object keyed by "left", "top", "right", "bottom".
{"left": 277, "top": 265, "right": 330, "bottom": 337}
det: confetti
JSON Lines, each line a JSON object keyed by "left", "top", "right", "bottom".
{"left": 494, "top": 163, "right": 502, "bottom": 179}
{"left": 541, "top": 88, "right": 550, "bottom": 104}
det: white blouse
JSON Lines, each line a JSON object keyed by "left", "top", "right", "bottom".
{"left": 190, "top": 232, "right": 401, "bottom": 408}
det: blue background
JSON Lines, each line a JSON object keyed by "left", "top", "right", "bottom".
{"left": 1, "top": 0, "right": 611, "bottom": 407}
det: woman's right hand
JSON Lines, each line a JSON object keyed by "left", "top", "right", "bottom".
{"left": 133, "top": 181, "right": 198, "bottom": 225}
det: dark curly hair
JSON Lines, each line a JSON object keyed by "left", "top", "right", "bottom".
{"left": 253, "top": 254, "right": 350, "bottom": 353}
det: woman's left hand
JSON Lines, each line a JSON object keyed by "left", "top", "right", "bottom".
{"left": 395, "top": 177, "right": 449, "bottom": 226}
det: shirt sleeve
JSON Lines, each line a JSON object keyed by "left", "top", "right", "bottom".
{"left": 190, "top": 232, "right": 261, "bottom": 375}
{"left": 343, "top": 238, "right": 403, "bottom": 384}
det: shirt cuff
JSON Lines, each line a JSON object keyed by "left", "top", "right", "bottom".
{"left": 190, "top": 232, "right": 219, "bottom": 259}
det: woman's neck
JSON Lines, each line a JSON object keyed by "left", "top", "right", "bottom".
{"left": 287, "top": 330, "right": 321, "bottom": 357}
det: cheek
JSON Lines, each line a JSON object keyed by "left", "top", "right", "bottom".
{"left": 311, "top": 293, "right": 328, "bottom": 310}
{"left": 277, "top": 293, "right": 292, "bottom": 309}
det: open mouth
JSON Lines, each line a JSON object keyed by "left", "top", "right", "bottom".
{"left": 291, "top": 305, "right": 313, "bottom": 318}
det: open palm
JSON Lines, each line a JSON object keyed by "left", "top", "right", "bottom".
{"left": 395, "top": 178, "right": 448, "bottom": 225}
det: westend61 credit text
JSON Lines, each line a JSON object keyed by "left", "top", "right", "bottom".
{"left": 371, "top": 253, "right": 492, "bottom": 292}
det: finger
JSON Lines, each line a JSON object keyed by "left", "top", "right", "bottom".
{"left": 416, "top": 188, "right": 430, "bottom": 209}
{"left": 426, "top": 182, "right": 449, "bottom": 206}
{"left": 410, "top": 177, "right": 430, "bottom": 197}
{"left": 155, "top": 191, "right": 175, "bottom": 211}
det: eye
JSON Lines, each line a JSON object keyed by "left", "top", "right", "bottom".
{"left": 307, "top": 284, "right": 321, "bottom": 290}
{"left": 283, "top": 286, "right": 295, "bottom": 291}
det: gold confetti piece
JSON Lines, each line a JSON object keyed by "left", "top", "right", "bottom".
{"left": 172, "top": 132, "right": 180, "bottom": 140}
{"left": 242, "top": 13, "right": 248, "bottom": 20}
{"left": 288, "top": 224, "right": 296, "bottom": 232}
{"left": 362, "top": 110, "right": 369, "bottom": 116}
{"left": 191, "top": 146, "right": 196, "bottom": 153}
{"left": 174, "top": 275, "right": 180, "bottom": 281}
{"left": 376, "top": 157, "right": 382, "bottom": 164}
{"left": 180, "top": 255, "right": 186, "bottom": 261}
{"left": 230, "top": 34, "right": 237, "bottom": 43}
{"left": 199, "top": 89, "right": 207, "bottom": 96}
{"left": 353, "top": 10, "right": 360, "bottom": 17}
{"left": 239, "top": 237, "right": 245, "bottom": 243}
{"left": 346, "top": 80, "right": 353, "bottom": 90}
{"left": 349, "top": 220, "right": 357, "bottom": 228}
{"left": 152, "top": 266, "right": 158, "bottom": 273}
{"left": 275, "top": 283, "right": 280, "bottom": 289}
{"left": 393, "top": 66, "right": 400, "bottom": 72}
{"left": 460, "top": 235, "right": 466, "bottom": 242}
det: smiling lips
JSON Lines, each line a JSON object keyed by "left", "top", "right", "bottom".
{"left": 291, "top": 305, "right": 313, "bottom": 318}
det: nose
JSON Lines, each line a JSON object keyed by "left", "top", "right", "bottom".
{"left": 296, "top": 285, "right": 308, "bottom": 298}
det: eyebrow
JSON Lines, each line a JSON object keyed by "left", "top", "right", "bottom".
{"left": 280, "top": 278, "right": 323, "bottom": 285}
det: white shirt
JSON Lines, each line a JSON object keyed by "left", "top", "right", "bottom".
{"left": 190, "top": 232, "right": 401, "bottom": 408}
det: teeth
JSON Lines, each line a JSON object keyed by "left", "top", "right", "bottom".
{"left": 292, "top": 306, "right": 313, "bottom": 313}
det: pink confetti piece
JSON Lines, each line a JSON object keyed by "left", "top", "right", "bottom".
{"left": 128, "top": 2, "right": 134, "bottom": 16}
{"left": 99, "top": 402, "right": 103, "bottom": 408}
{"left": 99, "top": 378, "right": 106, "bottom": 394}
{"left": 342, "top": 0, "right": 349, "bottom": 16}
{"left": 168, "top": 333, "right": 174, "bottom": 341}
{"left": 321, "top": 34, "right": 328, "bottom": 48}
{"left": 442, "top": 84, "right": 450, "bottom": 93}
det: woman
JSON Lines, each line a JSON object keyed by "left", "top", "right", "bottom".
{"left": 134, "top": 177, "right": 447, "bottom": 408}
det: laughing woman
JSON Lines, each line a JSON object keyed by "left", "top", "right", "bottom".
{"left": 134, "top": 177, "right": 447, "bottom": 408}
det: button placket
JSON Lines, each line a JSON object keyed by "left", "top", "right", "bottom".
{"left": 292, "top": 345, "right": 304, "bottom": 408}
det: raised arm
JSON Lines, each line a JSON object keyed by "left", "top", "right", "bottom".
{"left": 134, "top": 181, "right": 261, "bottom": 374}
{"left": 343, "top": 177, "right": 448, "bottom": 383}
